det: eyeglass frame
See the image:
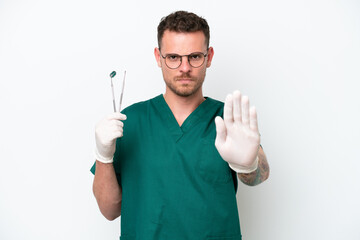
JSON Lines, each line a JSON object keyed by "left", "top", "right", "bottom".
{"left": 159, "top": 48, "right": 209, "bottom": 69}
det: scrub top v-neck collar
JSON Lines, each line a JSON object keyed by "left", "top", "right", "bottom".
{"left": 152, "top": 94, "right": 214, "bottom": 142}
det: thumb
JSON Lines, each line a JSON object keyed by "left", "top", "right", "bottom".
{"left": 215, "top": 116, "right": 227, "bottom": 147}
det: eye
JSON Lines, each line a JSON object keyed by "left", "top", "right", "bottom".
{"left": 189, "top": 53, "right": 203, "bottom": 60}
{"left": 166, "top": 55, "right": 180, "bottom": 61}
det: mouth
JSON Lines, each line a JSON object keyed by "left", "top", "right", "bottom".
{"left": 177, "top": 79, "right": 193, "bottom": 85}
{"left": 176, "top": 78, "right": 193, "bottom": 82}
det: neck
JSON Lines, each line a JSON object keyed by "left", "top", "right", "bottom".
{"left": 163, "top": 88, "right": 205, "bottom": 126}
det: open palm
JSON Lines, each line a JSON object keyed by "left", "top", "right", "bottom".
{"left": 215, "top": 91, "right": 260, "bottom": 170}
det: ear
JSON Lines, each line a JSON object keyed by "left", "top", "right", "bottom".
{"left": 206, "top": 47, "right": 214, "bottom": 68}
{"left": 154, "top": 47, "right": 162, "bottom": 68}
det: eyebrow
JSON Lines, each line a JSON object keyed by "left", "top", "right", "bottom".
{"left": 163, "top": 51, "right": 206, "bottom": 55}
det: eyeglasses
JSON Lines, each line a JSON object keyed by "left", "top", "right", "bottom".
{"left": 159, "top": 50, "right": 208, "bottom": 69}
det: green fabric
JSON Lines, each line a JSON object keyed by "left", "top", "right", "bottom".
{"left": 91, "top": 94, "right": 241, "bottom": 240}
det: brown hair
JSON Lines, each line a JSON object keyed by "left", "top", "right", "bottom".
{"left": 157, "top": 11, "right": 210, "bottom": 49}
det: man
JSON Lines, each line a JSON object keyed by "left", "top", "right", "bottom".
{"left": 91, "top": 10, "right": 269, "bottom": 240}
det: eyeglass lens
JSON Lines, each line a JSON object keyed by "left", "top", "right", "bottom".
{"left": 165, "top": 53, "right": 206, "bottom": 69}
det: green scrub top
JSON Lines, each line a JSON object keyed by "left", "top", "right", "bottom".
{"left": 91, "top": 94, "right": 241, "bottom": 240}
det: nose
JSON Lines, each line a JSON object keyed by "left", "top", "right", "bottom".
{"left": 178, "top": 56, "right": 191, "bottom": 72}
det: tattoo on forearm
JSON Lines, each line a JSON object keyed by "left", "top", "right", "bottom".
{"left": 238, "top": 148, "right": 270, "bottom": 186}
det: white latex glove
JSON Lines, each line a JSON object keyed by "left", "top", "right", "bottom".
{"left": 215, "top": 90, "right": 260, "bottom": 173}
{"left": 94, "top": 112, "right": 127, "bottom": 163}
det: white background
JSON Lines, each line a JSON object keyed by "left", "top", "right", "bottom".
{"left": 1, "top": 0, "right": 359, "bottom": 239}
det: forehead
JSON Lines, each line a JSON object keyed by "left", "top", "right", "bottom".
{"left": 160, "top": 30, "right": 207, "bottom": 54}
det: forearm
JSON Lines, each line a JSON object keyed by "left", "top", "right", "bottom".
{"left": 93, "top": 160, "right": 122, "bottom": 220}
{"left": 238, "top": 147, "right": 269, "bottom": 186}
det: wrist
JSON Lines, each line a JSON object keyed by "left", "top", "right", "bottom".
{"left": 94, "top": 148, "right": 114, "bottom": 164}
{"left": 228, "top": 156, "right": 259, "bottom": 174}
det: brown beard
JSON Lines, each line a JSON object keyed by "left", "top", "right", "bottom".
{"left": 165, "top": 73, "right": 205, "bottom": 97}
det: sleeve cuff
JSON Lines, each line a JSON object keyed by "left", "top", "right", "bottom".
{"left": 228, "top": 156, "right": 259, "bottom": 174}
{"left": 94, "top": 148, "right": 114, "bottom": 164}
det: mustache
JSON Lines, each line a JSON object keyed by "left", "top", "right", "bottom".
{"left": 175, "top": 74, "right": 193, "bottom": 80}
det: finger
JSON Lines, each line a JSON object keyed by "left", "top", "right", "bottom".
{"left": 249, "top": 106, "right": 259, "bottom": 132}
{"left": 224, "top": 94, "right": 234, "bottom": 126}
{"left": 215, "top": 116, "right": 227, "bottom": 147}
{"left": 111, "top": 130, "right": 123, "bottom": 140}
{"left": 112, "top": 126, "right": 123, "bottom": 137}
{"left": 108, "top": 112, "right": 127, "bottom": 121}
{"left": 108, "top": 120, "right": 123, "bottom": 131}
{"left": 115, "top": 120, "right": 124, "bottom": 128}
{"left": 241, "top": 96, "right": 250, "bottom": 126}
{"left": 232, "top": 90, "right": 242, "bottom": 123}
{"left": 104, "top": 126, "right": 122, "bottom": 141}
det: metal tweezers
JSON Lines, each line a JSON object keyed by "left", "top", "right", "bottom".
{"left": 110, "top": 70, "right": 126, "bottom": 112}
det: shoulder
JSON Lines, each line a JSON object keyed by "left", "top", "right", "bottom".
{"left": 121, "top": 100, "right": 147, "bottom": 115}
{"left": 205, "top": 96, "right": 224, "bottom": 107}
{"left": 204, "top": 96, "right": 224, "bottom": 116}
{"left": 121, "top": 95, "right": 161, "bottom": 117}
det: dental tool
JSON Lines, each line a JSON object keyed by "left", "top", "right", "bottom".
{"left": 110, "top": 71, "right": 117, "bottom": 112}
{"left": 109, "top": 70, "right": 126, "bottom": 112}
{"left": 119, "top": 71, "right": 126, "bottom": 111}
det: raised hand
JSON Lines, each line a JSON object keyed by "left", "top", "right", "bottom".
{"left": 215, "top": 90, "right": 260, "bottom": 173}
